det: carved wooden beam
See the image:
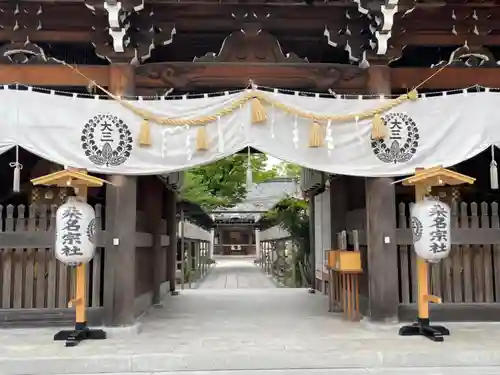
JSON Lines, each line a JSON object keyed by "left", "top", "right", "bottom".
{"left": 0, "top": 41, "right": 50, "bottom": 64}
{"left": 0, "top": 62, "right": 499, "bottom": 91}
{"left": 135, "top": 62, "right": 367, "bottom": 92}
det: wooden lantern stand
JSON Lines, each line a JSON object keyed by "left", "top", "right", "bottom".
{"left": 31, "top": 168, "right": 108, "bottom": 347}
{"left": 397, "top": 166, "right": 475, "bottom": 342}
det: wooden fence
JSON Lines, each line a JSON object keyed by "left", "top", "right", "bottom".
{"left": 342, "top": 200, "right": 500, "bottom": 320}
{"left": 0, "top": 204, "right": 104, "bottom": 310}
{"left": 397, "top": 201, "right": 500, "bottom": 305}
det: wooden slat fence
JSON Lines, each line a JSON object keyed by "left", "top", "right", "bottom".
{"left": 0, "top": 204, "right": 104, "bottom": 309}
{"left": 397, "top": 201, "right": 500, "bottom": 304}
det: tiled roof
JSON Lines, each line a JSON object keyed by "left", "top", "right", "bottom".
{"left": 213, "top": 177, "right": 300, "bottom": 221}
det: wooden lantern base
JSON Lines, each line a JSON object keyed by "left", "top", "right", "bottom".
{"left": 54, "top": 322, "right": 107, "bottom": 347}
{"left": 399, "top": 318, "right": 450, "bottom": 342}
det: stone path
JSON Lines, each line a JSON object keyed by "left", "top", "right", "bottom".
{"left": 59, "top": 369, "right": 500, "bottom": 375}
{"left": 2, "top": 257, "right": 500, "bottom": 374}
{"left": 198, "top": 256, "right": 276, "bottom": 289}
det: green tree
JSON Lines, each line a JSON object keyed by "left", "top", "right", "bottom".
{"left": 262, "top": 196, "right": 312, "bottom": 287}
{"left": 271, "top": 162, "right": 302, "bottom": 178}
{"left": 181, "top": 153, "right": 278, "bottom": 210}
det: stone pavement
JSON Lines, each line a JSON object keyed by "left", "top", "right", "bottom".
{"left": 197, "top": 256, "right": 276, "bottom": 289}
{"left": 2, "top": 257, "right": 500, "bottom": 374}
{"left": 52, "top": 369, "right": 500, "bottom": 375}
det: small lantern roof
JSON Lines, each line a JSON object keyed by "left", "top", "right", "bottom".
{"left": 31, "top": 169, "right": 108, "bottom": 188}
{"left": 399, "top": 166, "right": 475, "bottom": 187}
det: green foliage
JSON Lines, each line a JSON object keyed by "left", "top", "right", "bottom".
{"left": 180, "top": 153, "right": 278, "bottom": 210}
{"left": 264, "top": 196, "right": 309, "bottom": 242}
{"left": 263, "top": 195, "right": 313, "bottom": 287}
{"left": 270, "top": 162, "right": 302, "bottom": 178}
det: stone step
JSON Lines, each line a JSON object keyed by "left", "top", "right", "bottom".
{"left": 3, "top": 347, "right": 500, "bottom": 375}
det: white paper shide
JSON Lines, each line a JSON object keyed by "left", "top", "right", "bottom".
{"left": 55, "top": 197, "right": 96, "bottom": 266}
{"left": 411, "top": 199, "right": 451, "bottom": 263}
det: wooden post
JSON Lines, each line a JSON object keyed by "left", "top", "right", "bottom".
{"left": 365, "top": 177, "right": 399, "bottom": 321}
{"left": 165, "top": 189, "right": 178, "bottom": 294}
{"left": 415, "top": 183, "right": 430, "bottom": 320}
{"left": 143, "top": 177, "right": 164, "bottom": 305}
{"left": 364, "top": 65, "right": 399, "bottom": 321}
{"left": 74, "top": 181, "right": 88, "bottom": 327}
{"left": 102, "top": 64, "right": 138, "bottom": 326}
{"left": 104, "top": 175, "right": 137, "bottom": 326}
{"left": 180, "top": 210, "right": 185, "bottom": 289}
{"left": 307, "top": 194, "right": 316, "bottom": 290}
{"left": 398, "top": 166, "right": 475, "bottom": 342}
{"left": 188, "top": 240, "right": 193, "bottom": 288}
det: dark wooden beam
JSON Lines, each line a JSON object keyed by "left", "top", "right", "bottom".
{"left": 0, "top": 30, "right": 94, "bottom": 43}
{"left": 1, "top": 63, "right": 496, "bottom": 92}
{"left": 391, "top": 67, "right": 500, "bottom": 90}
{"left": 0, "top": 65, "right": 109, "bottom": 86}
{"left": 392, "top": 33, "right": 500, "bottom": 47}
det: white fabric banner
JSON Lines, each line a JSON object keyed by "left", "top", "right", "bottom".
{"left": 0, "top": 88, "right": 498, "bottom": 177}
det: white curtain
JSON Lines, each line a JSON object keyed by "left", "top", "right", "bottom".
{"left": 0, "top": 88, "right": 498, "bottom": 177}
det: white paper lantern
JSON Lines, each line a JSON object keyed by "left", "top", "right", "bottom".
{"left": 411, "top": 198, "right": 451, "bottom": 263}
{"left": 55, "top": 196, "right": 96, "bottom": 266}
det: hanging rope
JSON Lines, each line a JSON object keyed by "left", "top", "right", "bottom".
{"left": 43, "top": 56, "right": 448, "bottom": 148}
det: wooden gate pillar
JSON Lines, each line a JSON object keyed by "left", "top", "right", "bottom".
{"left": 103, "top": 64, "right": 138, "bottom": 326}
{"left": 143, "top": 176, "right": 166, "bottom": 305}
{"left": 365, "top": 178, "right": 398, "bottom": 320}
{"left": 364, "top": 65, "right": 399, "bottom": 321}
{"left": 165, "top": 189, "right": 178, "bottom": 293}
{"left": 104, "top": 174, "right": 138, "bottom": 326}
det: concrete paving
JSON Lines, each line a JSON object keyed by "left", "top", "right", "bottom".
{"left": 61, "top": 370, "right": 500, "bottom": 375}
{"left": 198, "top": 256, "right": 276, "bottom": 289}
{"left": 2, "top": 257, "right": 500, "bottom": 375}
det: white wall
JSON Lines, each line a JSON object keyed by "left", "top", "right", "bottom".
{"left": 314, "top": 190, "right": 331, "bottom": 279}
{"left": 178, "top": 220, "right": 211, "bottom": 241}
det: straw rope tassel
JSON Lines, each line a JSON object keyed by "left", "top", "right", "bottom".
{"left": 138, "top": 119, "right": 152, "bottom": 146}
{"left": 196, "top": 126, "right": 209, "bottom": 151}
{"left": 491, "top": 145, "right": 498, "bottom": 190}
{"left": 371, "top": 113, "right": 387, "bottom": 140}
{"left": 309, "top": 120, "right": 324, "bottom": 148}
{"left": 251, "top": 97, "right": 267, "bottom": 124}
{"left": 407, "top": 90, "right": 419, "bottom": 101}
